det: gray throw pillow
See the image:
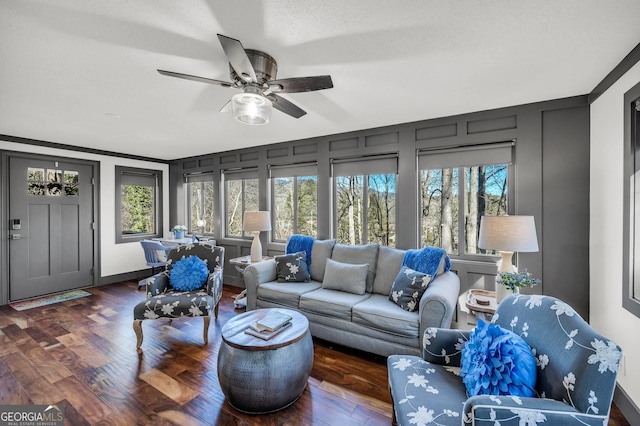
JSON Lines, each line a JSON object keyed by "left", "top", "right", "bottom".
{"left": 310, "top": 239, "right": 336, "bottom": 281}
{"left": 322, "top": 258, "right": 368, "bottom": 295}
{"left": 389, "top": 265, "right": 432, "bottom": 312}
{"left": 275, "top": 251, "right": 311, "bottom": 282}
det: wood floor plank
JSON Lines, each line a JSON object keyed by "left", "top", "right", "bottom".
{"left": 2, "top": 351, "right": 65, "bottom": 404}
{"left": 18, "top": 344, "right": 74, "bottom": 384}
{"left": 139, "top": 368, "right": 199, "bottom": 405}
{"left": 55, "top": 376, "right": 115, "bottom": 423}
{"left": 0, "top": 281, "right": 628, "bottom": 426}
{"left": 56, "top": 332, "right": 111, "bottom": 368}
{"left": 0, "top": 358, "right": 32, "bottom": 405}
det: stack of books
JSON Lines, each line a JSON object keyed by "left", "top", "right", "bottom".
{"left": 245, "top": 311, "right": 293, "bottom": 340}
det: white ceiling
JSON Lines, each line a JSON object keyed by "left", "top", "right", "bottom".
{"left": 2, "top": 1, "right": 639, "bottom": 161}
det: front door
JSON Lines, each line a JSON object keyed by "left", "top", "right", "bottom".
{"left": 9, "top": 155, "right": 95, "bottom": 301}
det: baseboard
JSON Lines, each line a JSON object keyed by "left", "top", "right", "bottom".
{"left": 614, "top": 384, "right": 640, "bottom": 424}
{"left": 99, "top": 270, "right": 148, "bottom": 285}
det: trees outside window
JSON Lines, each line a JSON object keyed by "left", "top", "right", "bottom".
{"left": 272, "top": 175, "right": 318, "bottom": 241}
{"left": 224, "top": 170, "right": 258, "bottom": 237}
{"left": 333, "top": 156, "right": 397, "bottom": 247}
{"left": 186, "top": 173, "right": 215, "bottom": 235}
{"left": 115, "top": 166, "right": 163, "bottom": 243}
{"left": 419, "top": 142, "right": 512, "bottom": 256}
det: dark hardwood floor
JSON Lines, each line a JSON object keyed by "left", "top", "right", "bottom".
{"left": 0, "top": 280, "right": 630, "bottom": 425}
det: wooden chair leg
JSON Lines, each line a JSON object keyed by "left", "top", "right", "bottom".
{"left": 214, "top": 303, "right": 219, "bottom": 319}
{"left": 133, "top": 320, "right": 143, "bottom": 352}
{"left": 203, "top": 316, "right": 210, "bottom": 345}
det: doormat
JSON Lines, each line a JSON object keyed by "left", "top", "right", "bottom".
{"left": 9, "top": 290, "right": 92, "bottom": 311}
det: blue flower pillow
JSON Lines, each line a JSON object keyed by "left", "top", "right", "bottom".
{"left": 461, "top": 319, "right": 537, "bottom": 397}
{"left": 169, "top": 255, "right": 209, "bottom": 291}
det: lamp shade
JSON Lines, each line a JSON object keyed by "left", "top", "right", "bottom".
{"left": 243, "top": 211, "right": 272, "bottom": 232}
{"left": 478, "top": 215, "right": 539, "bottom": 252}
{"left": 231, "top": 90, "right": 272, "bottom": 125}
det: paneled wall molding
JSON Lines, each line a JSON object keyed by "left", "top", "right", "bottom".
{"left": 171, "top": 94, "right": 590, "bottom": 324}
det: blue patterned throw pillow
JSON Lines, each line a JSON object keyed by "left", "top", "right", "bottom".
{"left": 169, "top": 255, "right": 209, "bottom": 291}
{"left": 461, "top": 319, "right": 537, "bottom": 397}
{"left": 275, "top": 251, "right": 310, "bottom": 282}
{"left": 388, "top": 266, "right": 431, "bottom": 312}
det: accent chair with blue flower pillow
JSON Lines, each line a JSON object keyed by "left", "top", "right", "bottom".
{"left": 133, "top": 243, "right": 224, "bottom": 352}
{"left": 387, "top": 294, "right": 622, "bottom": 425}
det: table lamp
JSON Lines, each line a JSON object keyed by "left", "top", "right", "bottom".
{"left": 478, "top": 215, "right": 539, "bottom": 274}
{"left": 243, "top": 211, "right": 272, "bottom": 262}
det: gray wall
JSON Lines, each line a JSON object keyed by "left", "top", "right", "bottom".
{"left": 170, "top": 95, "right": 590, "bottom": 325}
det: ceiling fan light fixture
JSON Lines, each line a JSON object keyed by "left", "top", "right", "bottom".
{"left": 231, "top": 89, "right": 272, "bottom": 125}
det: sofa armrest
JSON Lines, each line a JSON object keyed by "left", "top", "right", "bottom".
{"left": 418, "top": 271, "right": 460, "bottom": 344}
{"left": 422, "top": 327, "right": 469, "bottom": 366}
{"left": 243, "top": 259, "right": 277, "bottom": 310}
{"left": 463, "top": 395, "right": 603, "bottom": 425}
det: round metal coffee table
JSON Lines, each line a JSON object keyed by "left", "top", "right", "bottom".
{"left": 217, "top": 308, "right": 313, "bottom": 414}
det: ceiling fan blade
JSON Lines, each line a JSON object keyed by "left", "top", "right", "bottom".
{"left": 268, "top": 75, "right": 333, "bottom": 93}
{"left": 219, "top": 100, "right": 232, "bottom": 113}
{"left": 157, "top": 69, "right": 233, "bottom": 87}
{"left": 267, "top": 93, "right": 307, "bottom": 119}
{"left": 216, "top": 34, "right": 257, "bottom": 83}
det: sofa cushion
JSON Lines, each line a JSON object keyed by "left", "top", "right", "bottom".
{"left": 322, "top": 259, "right": 369, "bottom": 295}
{"left": 389, "top": 266, "right": 431, "bottom": 312}
{"left": 275, "top": 251, "right": 310, "bottom": 282}
{"left": 330, "top": 243, "right": 379, "bottom": 292}
{"left": 310, "top": 239, "right": 336, "bottom": 281}
{"left": 372, "top": 246, "right": 406, "bottom": 295}
{"left": 461, "top": 319, "right": 537, "bottom": 397}
{"left": 256, "top": 281, "right": 322, "bottom": 309}
{"left": 299, "top": 288, "right": 371, "bottom": 321}
{"left": 352, "top": 294, "right": 420, "bottom": 338}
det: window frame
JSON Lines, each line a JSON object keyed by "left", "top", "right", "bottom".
{"left": 185, "top": 172, "right": 215, "bottom": 236}
{"left": 331, "top": 155, "right": 398, "bottom": 246}
{"left": 269, "top": 162, "right": 319, "bottom": 243}
{"left": 115, "top": 166, "right": 163, "bottom": 244}
{"left": 418, "top": 141, "right": 515, "bottom": 261}
{"left": 222, "top": 168, "right": 259, "bottom": 239}
{"left": 623, "top": 80, "right": 640, "bottom": 318}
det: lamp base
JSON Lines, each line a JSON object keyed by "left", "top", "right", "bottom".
{"left": 496, "top": 250, "right": 516, "bottom": 304}
{"left": 250, "top": 231, "right": 262, "bottom": 262}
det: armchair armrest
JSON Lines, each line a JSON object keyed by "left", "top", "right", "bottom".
{"left": 144, "top": 271, "right": 171, "bottom": 296}
{"left": 422, "top": 327, "right": 470, "bottom": 366}
{"left": 206, "top": 268, "right": 223, "bottom": 305}
{"left": 463, "top": 395, "right": 605, "bottom": 425}
{"left": 243, "top": 259, "right": 277, "bottom": 310}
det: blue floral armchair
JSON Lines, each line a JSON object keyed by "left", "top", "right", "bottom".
{"left": 387, "top": 294, "right": 622, "bottom": 425}
{"left": 133, "top": 243, "right": 224, "bottom": 351}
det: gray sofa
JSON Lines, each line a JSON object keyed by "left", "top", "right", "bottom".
{"left": 243, "top": 239, "right": 460, "bottom": 357}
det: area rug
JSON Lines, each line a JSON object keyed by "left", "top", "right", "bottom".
{"left": 10, "top": 289, "right": 92, "bottom": 311}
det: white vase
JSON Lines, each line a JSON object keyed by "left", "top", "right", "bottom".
{"left": 496, "top": 284, "right": 519, "bottom": 304}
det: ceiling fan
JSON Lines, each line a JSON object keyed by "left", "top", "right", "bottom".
{"left": 157, "top": 34, "right": 333, "bottom": 125}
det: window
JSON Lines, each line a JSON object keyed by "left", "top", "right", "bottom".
{"left": 28, "top": 168, "right": 78, "bottom": 196}
{"left": 270, "top": 163, "right": 318, "bottom": 242}
{"left": 332, "top": 156, "right": 397, "bottom": 247}
{"left": 623, "top": 82, "right": 640, "bottom": 318}
{"left": 115, "top": 166, "right": 163, "bottom": 243}
{"left": 223, "top": 169, "right": 259, "bottom": 237}
{"left": 419, "top": 142, "right": 513, "bottom": 257}
{"left": 185, "top": 173, "right": 215, "bottom": 235}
